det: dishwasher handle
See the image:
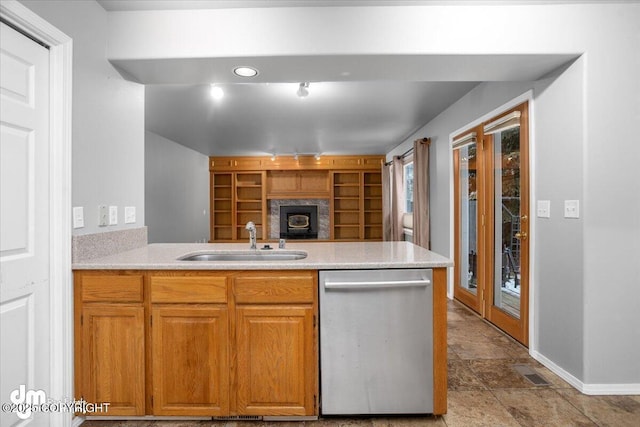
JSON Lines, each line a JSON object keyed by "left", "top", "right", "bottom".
{"left": 324, "top": 279, "right": 431, "bottom": 290}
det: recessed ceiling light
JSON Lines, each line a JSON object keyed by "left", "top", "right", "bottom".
{"left": 233, "top": 66, "right": 258, "bottom": 77}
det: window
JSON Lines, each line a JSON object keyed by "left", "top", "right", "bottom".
{"left": 404, "top": 161, "right": 414, "bottom": 213}
{"left": 402, "top": 160, "right": 414, "bottom": 242}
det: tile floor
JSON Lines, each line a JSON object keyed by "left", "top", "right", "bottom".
{"left": 82, "top": 299, "right": 640, "bottom": 427}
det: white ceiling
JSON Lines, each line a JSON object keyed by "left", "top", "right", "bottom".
{"left": 100, "top": 1, "right": 578, "bottom": 156}
{"left": 145, "top": 81, "right": 479, "bottom": 156}
{"left": 97, "top": 0, "right": 618, "bottom": 11}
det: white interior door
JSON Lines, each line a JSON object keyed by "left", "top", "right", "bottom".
{"left": 1, "top": 21, "right": 51, "bottom": 426}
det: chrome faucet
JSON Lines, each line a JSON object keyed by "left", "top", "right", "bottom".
{"left": 245, "top": 221, "right": 257, "bottom": 249}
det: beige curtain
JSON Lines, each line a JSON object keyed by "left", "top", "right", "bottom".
{"left": 382, "top": 157, "right": 405, "bottom": 241}
{"left": 412, "top": 138, "right": 431, "bottom": 248}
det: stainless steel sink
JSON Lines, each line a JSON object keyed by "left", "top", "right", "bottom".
{"left": 177, "top": 250, "right": 307, "bottom": 262}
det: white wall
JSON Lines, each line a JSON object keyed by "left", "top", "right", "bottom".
{"left": 389, "top": 60, "right": 588, "bottom": 384}
{"left": 104, "top": 1, "right": 640, "bottom": 390}
{"left": 20, "top": 0, "right": 145, "bottom": 236}
{"left": 145, "top": 131, "right": 209, "bottom": 244}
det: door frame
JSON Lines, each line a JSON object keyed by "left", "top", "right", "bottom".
{"left": 483, "top": 102, "right": 530, "bottom": 345}
{"left": 1, "top": 2, "right": 73, "bottom": 426}
{"left": 449, "top": 91, "right": 536, "bottom": 351}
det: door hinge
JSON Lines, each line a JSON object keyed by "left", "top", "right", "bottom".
{"left": 151, "top": 395, "right": 153, "bottom": 407}
{"left": 481, "top": 214, "right": 485, "bottom": 227}
{"left": 80, "top": 315, "right": 83, "bottom": 326}
{"left": 314, "top": 394, "right": 317, "bottom": 412}
{"left": 150, "top": 315, "right": 152, "bottom": 327}
{"left": 313, "top": 315, "right": 316, "bottom": 328}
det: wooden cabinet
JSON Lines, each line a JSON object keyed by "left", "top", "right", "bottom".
{"left": 331, "top": 171, "right": 383, "bottom": 240}
{"left": 266, "top": 170, "right": 330, "bottom": 199}
{"left": 74, "top": 273, "right": 145, "bottom": 416}
{"left": 233, "top": 271, "right": 318, "bottom": 416}
{"left": 75, "top": 270, "right": 318, "bottom": 417}
{"left": 149, "top": 274, "right": 229, "bottom": 416}
{"left": 210, "top": 172, "right": 266, "bottom": 242}
{"left": 235, "top": 306, "right": 316, "bottom": 415}
{"left": 151, "top": 305, "right": 229, "bottom": 415}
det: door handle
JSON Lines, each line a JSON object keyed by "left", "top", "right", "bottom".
{"left": 324, "top": 279, "right": 431, "bottom": 290}
{"left": 515, "top": 232, "right": 527, "bottom": 240}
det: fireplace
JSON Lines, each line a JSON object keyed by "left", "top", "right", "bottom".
{"left": 280, "top": 205, "right": 318, "bottom": 239}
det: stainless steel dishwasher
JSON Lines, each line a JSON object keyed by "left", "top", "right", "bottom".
{"left": 319, "top": 269, "right": 433, "bottom": 415}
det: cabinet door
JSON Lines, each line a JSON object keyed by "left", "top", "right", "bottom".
{"left": 151, "top": 306, "right": 229, "bottom": 415}
{"left": 235, "top": 306, "right": 317, "bottom": 416}
{"left": 81, "top": 305, "right": 145, "bottom": 415}
{"left": 267, "top": 170, "right": 299, "bottom": 193}
{"left": 299, "top": 170, "right": 330, "bottom": 194}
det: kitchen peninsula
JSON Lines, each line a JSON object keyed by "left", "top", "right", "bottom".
{"left": 73, "top": 241, "right": 452, "bottom": 419}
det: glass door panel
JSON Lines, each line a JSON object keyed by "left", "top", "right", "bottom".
{"left": 484, "top": 102, "right": 530, "bottom": 346}
{"left": 454, "top": 141, "right": 482, "bottom": 313}
{"left": 460, "top": 144, "right": 478, "bottom": 295}
{"left": 492, "top": 127, "right": 521, "bottom": 319}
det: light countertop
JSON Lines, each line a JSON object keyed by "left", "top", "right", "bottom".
{"left": 72, "top": 241, "right": 453, "bottom": 270}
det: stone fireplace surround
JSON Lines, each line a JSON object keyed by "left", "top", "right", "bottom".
{"left": 269, "top": 199, "right": 330, "bottom": 240}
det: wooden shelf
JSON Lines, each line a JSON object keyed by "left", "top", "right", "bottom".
{"left": 330, "top": 170, "right": 383, "bottom": 241}
{"left": 212, "top": 160, "right": 382, "bottom": 242}
{"left": 210, "top": 171, "right": 266, "bottom": 242}
{"left": 211, "top": 155, "right": 384, "bottom": 171}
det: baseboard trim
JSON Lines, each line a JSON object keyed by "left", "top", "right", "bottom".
{"left": 531, "top": 350, "right": 640, "bottom": 395}
{"left": 581, "top": 383, "right": 640, "bottom": 395}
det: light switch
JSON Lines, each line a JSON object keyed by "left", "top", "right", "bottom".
{"left": 98, "top": 205, "right": 108, "bottom": 227}
{"left": 537, "top": 200, "right": 551, "bottom": 218}
{"left": 564, "top": 200, "right": 580, "bottom": 219}
{"left": 109, "top": 206, "right": 118, "bottom": 225}
{"left": 73, "top": 206, "right": 84, "bottom": 229}
{"left": 124, "top": 206, "right": 136, "bottom": 224}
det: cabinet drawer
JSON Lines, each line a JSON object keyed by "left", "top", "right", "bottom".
{"left": 150, "top": 276, "right": 227, "bottom": 303}
{"left": 81, "top": 275, "right": 143, "bottom": 302}
{"left": 234, "top": 272, "right": 315, "bottom": 304}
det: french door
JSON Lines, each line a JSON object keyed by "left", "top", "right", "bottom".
{"left": 453, "top": 102, "right": 530, "bottom": 346}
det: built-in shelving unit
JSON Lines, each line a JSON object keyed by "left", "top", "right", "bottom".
{"left": 331, "top": 171, "right": 383, "bottom": 241}
{"left": 210, "top": 172, "right": 266, "bottom": 242}
{"left": 235, "top": 172, "right": 266, "bottom": 241}
{"left": 211, "top": 172, "right": 233, "bottom": 241}
{"left": 363, "top": 172, "right": 383, "bottom": 240}
{"left": 210, "top": 155, "right": 384, "bottom": 242}
{"left": 331, "top": 172, "right": 361, "bottom": 240}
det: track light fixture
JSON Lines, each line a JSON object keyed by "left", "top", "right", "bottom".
{"left": 297, "top": 82, "right": 309, "bottom": 98}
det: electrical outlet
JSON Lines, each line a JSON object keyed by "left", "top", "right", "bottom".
{"left": 564, "top": 200, "right": 580, "bottom": 219}
{"left": 98, "top": 205, "right": 108, "bottom": 227}
{"left": 124, "top": 206, "right": 136, "bottom": 224}
{"left": 73, "top": 206, "right": 84, "bottom": 228}
{"left": 537, "top": 200, "right": 550, "bottom": 218}
{"left": 109, "top": 206, "right": 118, "bottom": 225}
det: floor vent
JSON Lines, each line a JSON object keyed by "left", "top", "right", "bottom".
{"left": 512, "top": 364, "right": 551, "bottom": 386}
{"left": 212, "top": 415, "right": 262, "bottom": 421}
